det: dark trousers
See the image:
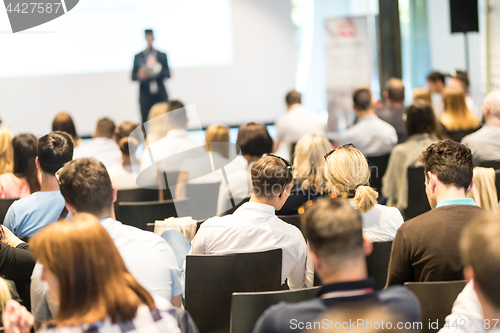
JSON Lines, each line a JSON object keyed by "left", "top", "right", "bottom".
{"left": 140, "top": 93, "right": 167, "bottom": 125}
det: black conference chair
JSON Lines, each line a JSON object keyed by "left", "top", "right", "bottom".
{"left": 161, "top": 171, "right": 180, "bottom": 201}
{"left": 117, "top": 198, "right": 189, "bottom": 231}
{"left": 366, "top": 241, "right": 393, "bottom": 290}
{"left": 366, "top": 154, "right": 391, "bottom": 194}
{"left": 0, "top": 198, "right": 17, "bottom": 224}
{"left": 404, "top": 166, "right": 431, "bottom": 220}
{"left": 185, "top": 249, "right": 283, "bottom": 333}
{"left": 278, "top": 215, "right": 304, "bottom": 236}
{"left": 219, "top": 197, "right": 251, "bottom": 217}
{"left": 404, "top": 280, "right": 467, "bottom": 333}
{"left": 230, "top": 287, "right": 319, "bottom": 333}
{"left": 478, "top": 161, "right": 500, "bottom": 199}
{"left": 114, "top": 188, "right": 159, "bottom": 220}
{"left": 186, "top": 182, "right": 221, "bottom": 220}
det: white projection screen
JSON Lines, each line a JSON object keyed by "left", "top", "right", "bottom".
{"left": 0, "top": 0, "right": 296, "bottom": 136}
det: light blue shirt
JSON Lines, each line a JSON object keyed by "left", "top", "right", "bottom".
{"left": 436, "top": 198, "right": 477, "bottom": 208}
{"left": 4, "top": 190, "right": 65, "bottom": 238}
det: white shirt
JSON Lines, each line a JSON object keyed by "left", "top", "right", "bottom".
{"left": 438, "top": 281, "right": 483, "bottom": 333}
{"left": 216, "top": 159, "right": 253, "bottom": 215}
{"left": 190, "top": 202, "right": 312, "bottom": 290}
{"left": 73, "top": 138, "right": 122, "bottom": 169}
{"left": 107, "top": 164, "right": 156, "bottom": 190}
{"left": 31, "top": 218, "right": 182, "bottom": 322}
{"left": 180, "top": 151, "right": 241, "bottom": 184}
{"left": 338, "top": 114, "right": 397, "bottom": 157}
{"left": 275, "top": 104, "right": 326, "bottom": 144}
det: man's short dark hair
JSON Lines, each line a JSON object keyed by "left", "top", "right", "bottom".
{"left": 303, "top": 198, "right": 364, "bottom": 270}
{"left": 385, "top": 78, "right": 405, "bottom": 103}
{"left": 405, "top": 100, "right": 442, "bottom": 138}
{"left": 37, "top": 131, "right": 74, "bottom": 175}
{"left": 419, "top": 139, "right": 473, "bottom": 190}
{"left": 57, "top": 158, "right": 113, "bottom": 217}
{"left": 285, "top": 90, "right": 302, "bottom": 106}
{"left": 352, "top": 88, "right": 372, "bottom": 111}
{"left": 451, "top": 70, "right": 470, "bottom": 89}
{"left": 236, "top": 123, "right": 273, "bottom": 157}
{"left": 95, "top": 118, "right": 116, "bottom": 139}
{"left": 427, "top": 71, "right": 445, "bottom": 84}
{"left": 251, "top": 155, "right": 293, "bottom": 198}
{"left": 167, "top": 100, "right": 185, "bottom": 112}
{"left": 145, "top": 29, "right": 153, "bottom": 36}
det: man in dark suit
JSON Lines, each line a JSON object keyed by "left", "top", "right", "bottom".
{"left": 132, "top": 29, "right": 170, "bottom": 124}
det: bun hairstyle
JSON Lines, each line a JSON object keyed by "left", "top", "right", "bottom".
{"left": 324, "top": 145, "right": 378, "bottom": 213}
{"left": 115, "top": 122, "right": 140, "bottom": 156}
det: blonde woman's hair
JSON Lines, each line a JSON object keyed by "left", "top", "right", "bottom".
{"left": 412, "top": 86, "right": 432, "bottom": 104}
{"left": 205, "top": 124, "right": 230, "bottom": 159}
{"left": 467, "top": 167, "right": 498, "bottom": 213}
{"left": 293, "top": 134, "right": 332, "bottom": 194}
{"left": 441, "top": 87, "right": 480, "bottom": 131}
{"left": 146, "top": 102, "right": 169, "bottom": 142}
{"left": 0, "top": 277, "right": 12, "bottom": 313}
{"left": 324, "top": 145, "right": 378, "bottom": 213}
{"left": 0, "top": 127, "right": 13, "bottom": 175}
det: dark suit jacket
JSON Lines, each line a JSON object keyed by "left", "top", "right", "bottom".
{"left": 132, "top": 49, "right": 170, "bottom": 100}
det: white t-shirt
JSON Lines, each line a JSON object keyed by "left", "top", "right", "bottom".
{"left": 275, "top": 104, "right": 326, "bottom": 144}
{"left": 190, "top": 202, "right": 312, "bottom": 290}
{"left": 180, "top": 151, "right": 240, "bottom": 184}
{"left": 107, "top": 164, "right": 157, "bottom": 190}
{"left": 73, "top": 138, "right": 122, "bottom": 169}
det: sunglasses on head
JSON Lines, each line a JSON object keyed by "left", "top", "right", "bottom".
{"left": 324, "top": 143, "right": 356, "bottom": 161}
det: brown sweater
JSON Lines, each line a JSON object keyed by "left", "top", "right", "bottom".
{"left": 386, "top": 205, "right": 484, "bottom": 286}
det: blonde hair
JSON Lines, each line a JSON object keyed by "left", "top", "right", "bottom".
{"left": 441, "top": 87, "right": 480, "bottom": 131}
{"left": 0, "top": 127, "right": 13, "bottom": 174}
{"left": 293, "top": 134, "right": 332, "bottom": 194}
{"left": 413, "top": 86, "right": 432, "bottom": 104}
{"left": 205, "top": 124, "right": 230, "bottom": 159}
{"left": 0, "top": 277, "right": 11, "bottom": 313}
{"left": 146, "top": 102, "right": 169, "bottom": 142}
{"left": 324, "top": 146, "right": 378, "bottom": 213}
{"left": 467, "top": 167, "right": 498, "bottom": 213}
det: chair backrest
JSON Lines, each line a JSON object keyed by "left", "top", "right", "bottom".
{"left": 160, "top": 171, "right": 180, "bottom": 201}
{"left": 366, "top": 154, "right": 391, "bottom": 194}
{"left": 0, "top": 198, "right": 17, "bottom": 224}
{"left": 404, "top": 280, "right": 467, "bottom": 333}
{"left": 219, "top": 197, "right": 251, "bottom": 217}
{"left": 186, "top": 182, "right": 221, "bottom": 220}
{"left": 114, "top": 188, "right": 159, "bottom": 220}
{"left": 230, "top": 287, "right": 319, "bottom": 333}
{"left": 185, "top": 249, "right": 283, "bottom": 333}
{"left": 366, "top": 241, "right": 393, "bottom": 290}
{"left": 277, "top": 215, "right": 304, "bottom": 236}
{"left": 117, "top": 199, "right": 189, "bottom": 231}
{"left": 404, "top": 166, "right": 431, "bottom": 220}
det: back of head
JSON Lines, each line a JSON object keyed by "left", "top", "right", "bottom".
{"left": 205, "top": 124, "right": 230, "bottom": 159}
{"left": 251, "top": 155, "right": 293, "bottom": 199}
{"left": 0, "top": 127, "right": 13, "bottom": 174}
{"left": 304, "top": 197, "right": 364, "bottom": 271}
{"left": 31, "top": 213, "right": 155, "bottom": 325}
{"left": 427, "top": 71, "right": 445, "bottom": 84}
{"left": 115, "top": 122, "right": 140, "bottom": 156}
{"left": 147, "top": 102, "right": 169, "bottom": 121}
{"left": 419, "top": 139, "right": 473, "bottom": 191}
{"left": 293, "top": 134, "right": 332, "bottom": 194}
{"left": 285, "top": 90, "right": 302, "bottom": 107}
{"left": 385, "top": 78, "right": 405, "bottom": 103}
{"left": 57, "top": 158, "right": 113, "bottom": 217}
{"left": 324, "top": 145, "right": 378, "bottom": 213}
{"left": 467, "top": 167, "right": 498, "bottom": 213}
{"left": 52, "top": 112, "right": 78, "bottom": 141}
{"left": 167, "top": 99, "right": 185, "bottom": 112}
{"left": 12, "top": 133, "right": 40, "bottom": 193}
{"left": 94, "top": 118, "right": 116, "bottom": 139}
{"left": 353, "top": 88, "right": 373, "bottom": 112}
{"left": 484, "top": 90, "right": 500, "bottom": 119}
{"left": 451, "top": 70, "right": 470, "bottom": 90}
{"left": 236, "top": 122, "right": 273, "bottom": 157}
{"left": 38, "top": 131, "right": 74, "bottom": 175}
{"left": 405, "top": 100, "right": 442, "bottom": 138}
{"left": 442, "top": 87, "right": 479, "bottom": 130}
{"left": 165, "top": 104, "right": 188, "bottom": 129}
{"left": 412, "top": 87, "right": 432, "bottom": 103}
{"left": 460, "top": 212, "right": 500, "bottom": 310}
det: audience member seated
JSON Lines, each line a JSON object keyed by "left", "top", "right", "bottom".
{"left": 140, "top": 103, "right": 199, "bottom": 174}
{"left": 427, "top": 71, "right": 446, "bottom": 116}
{"left": 274, "top": 90, "right": 326, "bottom": 159}
{"left": 338, "top": 88, "right": 397, "bottom": 157}
{"left": 191, "top": 155, "right": 312, "bottom": 289}
{"left": 4, "top": 132, "right": 73, "bottom": 238}
{"left": 216, "top": 122, "right": 273, "bottom": 215}
{"left": 253, "top": 197, "right": 420, "bottom": 333}
{"left": 382, "top": 101, "right": 442, "bottom": 213}
{"left": 467, "top": 167, "right": 498, "bottom": 213}
{"left": 324, "top": 144, "right": 403, "bottom": 242}
{"left": 376, "top": 78, "right": 407, "bottom": 143}
{"left": 461, "top": 91, "right": 500, "bottom": 165}
{"left": 0, "top": 134, "right": 40, "bottom": 199}
{"left": 413, "top": 86, "right": 432, "bottom": 104}
{"left": 30, "top": 158, "right": 183, "bottom": 327}
{"left": 440, "top": 87, "right": 481, "bottom": 142}
{"left": 276, "top": 134, "right": 332, "bottom": 215}
{"left": 449, "top": 70, "right": 479, "bottom": 119}
{"left": 438, "top": 281, "right": 481, "bottom": 333}
{"left": 4, "top": 213, "right": 181, "bottom": 333}
{"left": 0, "top": 127, "right": 13, "bottom": 175}
{"left": 73, "top": 117, "right": 122, "bottom": 169}
{"left": 176, "top": 124, "right": 237, "bottom": 199}
{"left": 146, "top": 100, "right": 185, "bottom": 146}
{"left": 51, "top": 112, "right": 83, "bottom": 147}
{"left": 107, "top": 121, "right": 155, "bottom": 190}
{"left": 386, "top": 139, "right": 484, "bottom": 286}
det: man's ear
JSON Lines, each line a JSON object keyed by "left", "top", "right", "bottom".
{"left": 65, "top": 202, "right": 77, "bottom": 217}
{"left": 383, "top": 91, "right": 389, "bottom": 101}
{"left": 309, "top": 249, "right": 321, "bottom": 272}
{"left": 363, "top": 234, "right": 373, "bottom": 257}
{"left": 466, "top": 180, "right": 474, "bottom": 196}
{"left": 112, "top": 184, "right": 118, "bottom": 203}
{"left": 427, "top": 172, "right": 437, "bottom": 192}
{"left": 35, "top": 156, "right": 40, "bottom": 169}
{"left": 464, "top": 265, "right": 474, "bottom": 283}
